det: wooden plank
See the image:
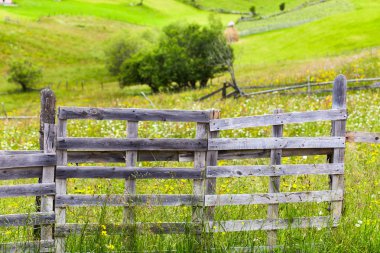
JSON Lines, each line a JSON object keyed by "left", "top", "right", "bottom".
{"left": 205, "top": 110, "right": 220, "bottom": 225}
{"left": 0, "top": 153, "right": 56, "bottom": 169}
{"left": 330, "top": 75, "right": 347, "bottom": 224}
{"left": 0, "top": 240, "right": 55, "bottom": 252}
{"left": 55, "top": 119, "right": 67, "bottom": 253}
{"left": 208, "top": 216, "right": 337, "bottom": 232}
{"left": 55, "top": 194, "right": 202, "bottom": 207}
{"left": 0, "top": 150, "right": 42, "bottom": 155}
{"left": 57, "top": 137, "right": 207, "bottom": 151}
{"left": 58, "top": 107, "right": 211, "bottom": 122}
{"left": 41, "top": 123, "right": 56, "bottom": 242}
{"left": 193, "top": 122, "right": 208, "bottom": 247}
{"left": 268, "top": 108, "right": 283, "bottom": 247}
{"left": 0, "top": 167, "right": 42, "bottom": 180}
{"left": 0, "top": 183, "right": 55, "bottom": 198}
{"left": 66, "top": 148, "right": 333, "bottom": 164}
{"left": 207, "top": 164, "right": 344, "bottom": 177}
{"left": 55, "top": 222, "right": 196, "bottom": 236}
{"left": 204, "top": 190, "right": 343, "bottom": 206}
{"left": 209, "top": 137, "right": 345, "bottom": 151}
{"left": 67, "top": 151, "right": 194, "bottom": 163}
{"left": 0, "top": 212, "right": 55, "bottom": 227}
{"left": 346, "top": 131, "right": 380, "bottom": 144}
{"left": 218, "top": 148, "right": 333, "bottom": 160}
{"left": 56, "top": 166, "right": 202, "bottom": 179}
{"left": 210, "top": 109, "right": 347, "bottom": 131}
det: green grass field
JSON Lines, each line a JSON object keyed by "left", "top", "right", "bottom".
{"left": 0, "top": 0, "right": 379, "bottom": 251}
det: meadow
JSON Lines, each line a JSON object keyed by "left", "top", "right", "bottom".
{"left": 0, "top": 0, "right": 380, "bottom": 252}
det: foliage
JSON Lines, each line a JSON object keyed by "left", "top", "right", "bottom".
{"left": 118, "top": 19, "right": 233, "bottom": 92}
{"left": 279, "top": 2, "right": 286, "bottom": 11}
{"left": 249, "top": 6, "right": 256, "bottom": 16}
{"left": 7, "top": 59, "right": 42, "bottom": 91}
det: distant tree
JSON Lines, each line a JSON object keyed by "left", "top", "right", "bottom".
{"left": 117, "top": 19, "right": 233, "bottom": 92}
{"left": 7, "top": 59, "right": 42, "bottom": 91}
{"left": 279, "top": 2, "right": 285, "bottom": 11}
{"left": 105, "top": 37, "right": 142, "bottom": 76}
{"left": 249, "top": 6, "right": 256, "bottom": 16}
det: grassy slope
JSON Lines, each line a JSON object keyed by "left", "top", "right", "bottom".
{"left": 233, "top": 0, "right": 380, "bottom": 79}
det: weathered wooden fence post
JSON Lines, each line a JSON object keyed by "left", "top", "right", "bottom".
{"left": 204, "top": 109, "right": 220, "bottom": 249}
{"left": 267, "top": 109, "right": 283, "bottom": 248}
{"left": 124, "top": 120, "right": 138, "bottom": 250}
{"left": 40, "top": 89, "right": 56, "bottom": 150}
{"left": 329, "top": 74, "right": 347, "bottom": 223}
{"left": 40, "top": 123, "right": 56, "bottom": 247}
{"left": 222, "top": 83, "right": 227, "bottom": 99}
{"left": 56, "top": 115, "right": 68, "bottom": 253}
{"left": 35, "top": 89, "right": 56, "bottom": 239}
{"left": 193, "top": 120, "right": 208, "bottom": 249}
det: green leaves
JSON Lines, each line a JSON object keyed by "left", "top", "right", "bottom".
{"left": 7, "top": 59, "right": 42, "bottom": 91}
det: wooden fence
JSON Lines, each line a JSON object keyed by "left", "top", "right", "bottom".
{"left": 0, "top": 74, "right": 377, "bottom": 252}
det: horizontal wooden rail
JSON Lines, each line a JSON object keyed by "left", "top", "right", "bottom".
{"left": 54, "top": 216, "right": 337, "bottom": 236}
{"left": 0, "top": 153, "right": 56, "bottom": 169}
{"left": 0, "top": 240, "right": 55, "bottom": 252}
{"left": 0, "top": 150, "right": 42, "bottom": 155}
{"left": 346, "top": 131, "right": 380, "bottom": 144}
{"left": 0, "top": 167, "right": 43, "bottom": 180}
{"left": 209, "top": 137, "right": 345, "bottom": 150}
{"left": 55, "top": 222, "right": 195, "bottom": 236}
{"left": 208, "top": 216, "right": 337, "bottom": 232}
{"left": 205, "top": 190, "right": 343, "bottom": 206}
{"left": 67, "top": 149, "right": 333, "bottom": 163}
{"left": 210, "top": 109, "right": 347, "bottom": 131}
{"left": 57, "top": 138, "right": 207, "bottom": 151}
{"left": 0, "top": 183, "right": 55, "bottom": 198}
{"left": 58, "top": 107, "right": 212, "bottom": 122}
{"left": 55, "top": 194, "right": 202, "bottom": 207}
{"left": 206, "top": 164, "right": 344, "bottom": 178}
{"left": 56, "top": 166, "right": 202, "bottom": 179}
{"left": 0, "top": 212, "right": 55, "bottom": 227}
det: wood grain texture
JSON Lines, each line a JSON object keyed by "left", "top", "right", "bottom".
{"left": 58, "top": 107, "right": 211, "bottom": 122}
{"left": 55, "top": 194, "right": 202, "bottom": 207}
{"left": 56, "top": 166, "right": 202, "bottom": 179}
{"left": 210, "top": 109, "right": 347, "bottom": 131}
{"left": 330, "top": 74, "right": 347, "bottom": 223}
{"left": 0, "top": 183, "right": 55, "bottom": 198}
{"left": 0, "top": 212, "right": 55, "bottom": 227}
{"left": 209, "top": 137, "right": 345, "bottom": 150}
{"left": 0, "top": 154, "right": 56, "bottom": 169}
{"left": 207, "top": 164, "right": 344, "bottom": 177}
{"left": 55, "top": 222, "right": 196, "bottom": 236}
{"left": 205, "top": 190, "right": 343, "bottom": 206}
{"left": 0, "top": 240, "right": 55, "bottom": 252}
{"left": 268, "top": 108, "right": 283, "bottom": 246}
{"left": 208, "top": 216, "right": 337, "bottom": 232}
{"left": 0, "top": 167, "right": 43, "bottom": 180}
{"left": 346, "top": 131, "right": 379, "bottom": 144}
{"left": 57, "top": 137, "right": 207, "bottom": 151}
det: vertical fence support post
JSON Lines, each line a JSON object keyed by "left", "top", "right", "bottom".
{"left": 35, "top": 89, "right": 56, "bottom": 239}
{"left": 124, "top": 121, "right": 138, "bottom": 250}
{"left": 204, "top": 109, "right": 220, "bottom": 249}
{"left": 222, "top": 83, "right": 227, "bottom": 99}
{"left": 193, "top": 121, "right": 208, "bottom": 249}
{"left": 267, "top": 108, "right": 283, "bottom": 248}
{"left": 40, "top": 123, "right": 56, "bottom": 248}
{"left": 329, "top": 74, "right": 347, "bottom": 224}
{"left": 56, "top": 117, "right": 67, "bottom": 253}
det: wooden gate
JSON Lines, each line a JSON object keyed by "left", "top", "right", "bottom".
{"left": 0, "top": 75, "right": 348, "bottom": 252}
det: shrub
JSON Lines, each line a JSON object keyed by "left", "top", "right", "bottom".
{"left": 7, "top": 59, "right": 42, "bottom": 91}
{"left": 249, "top": 6, "right": 256, "bottom": 16}
{"left": 279, "top": 2, "right": 286, "bottom": 11}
